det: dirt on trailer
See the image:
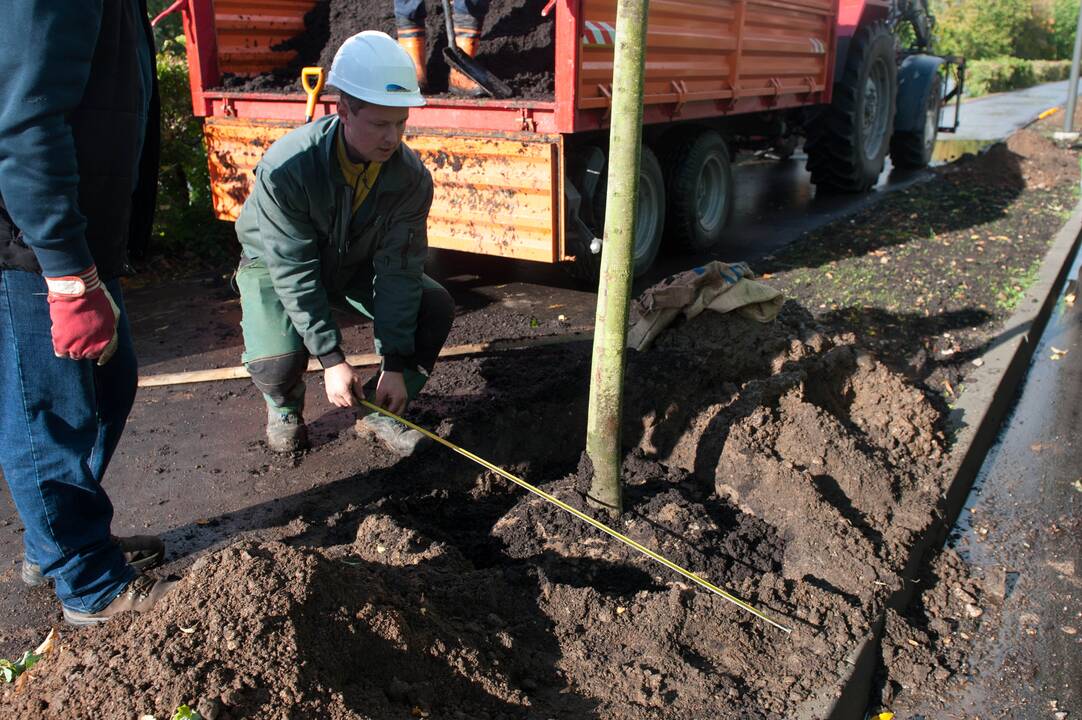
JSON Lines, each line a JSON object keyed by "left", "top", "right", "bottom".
{"left": 220, "top": 0, "right": 555, "bottom": 99}
{"left": 3, "top": 297, "right": 955, "bottom": 719}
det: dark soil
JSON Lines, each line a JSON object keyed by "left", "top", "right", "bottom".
{"left": 220, "top": 0, "right": 555, "bottom": 99}
{"left": 3, "top": 296, "right": 951, "bottom": 718}
{"left": 872, "top": 547, "right": 990, "bottom": 712}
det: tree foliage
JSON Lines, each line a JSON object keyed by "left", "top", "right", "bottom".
{"left": 932, "top": 0, "right": 1079, "bottom": 61}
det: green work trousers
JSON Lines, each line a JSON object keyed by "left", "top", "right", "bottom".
{"left": 236, "top": 259, "right": 453, "bottom": 415}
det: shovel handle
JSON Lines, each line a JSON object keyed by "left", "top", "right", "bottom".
{"left": 441, "top": 0, "right": 457, "bottom": 49}
{"left": 301, "top": 66, "right": 325, "bottom": 122}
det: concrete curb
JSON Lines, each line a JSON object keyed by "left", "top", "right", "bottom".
{"left": 803, "top": 197, "right": 1082, "bottom": 719}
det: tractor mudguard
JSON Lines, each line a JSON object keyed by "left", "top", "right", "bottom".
{"left": 894, "top": 54, "right": 945, "bottom": 134}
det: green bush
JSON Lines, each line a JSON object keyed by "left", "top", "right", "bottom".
{"left": 146, "top": 4, "right": 235, "bottom": 271}
{"left": 1031, "top": 58, "right": 1073, "bottom": 81}
{"left": 966, "top": 57, "right": 1037, "bottom": 95}
{"left": 965, "top": 56, "right": 1072, "bottom": 96}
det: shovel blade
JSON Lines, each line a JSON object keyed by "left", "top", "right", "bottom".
{"left": 443, "top": 47, "right": 513, "bottom": 99}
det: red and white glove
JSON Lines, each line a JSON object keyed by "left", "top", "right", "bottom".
{"left": 44, "top": 265, "right": 120, "bottom": 365}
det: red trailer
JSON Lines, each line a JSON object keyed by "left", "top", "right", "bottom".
{"left": 170, "top": 0, "right": 960, "bottom": 276}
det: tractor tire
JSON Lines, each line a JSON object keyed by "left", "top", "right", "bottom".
{"left": 586, "top": 144, "right": 666, "bottom": 278}
{"left": 890, "top": 74, "right": 942, "bottom": 169}
{"left": 664, "top": 130, "right": 734, "bottom": 252}
{"left": 805, "top": 21, "right": 898, "bottom": 192}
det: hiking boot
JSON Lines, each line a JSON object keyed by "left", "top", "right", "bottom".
{"left": 62, "top": 574, "right": 177, "bottom": 626}
{"left": 266, "top": 407, "right": 308, "bottom": 453}
{"left": 355, "top": 413, "right": 431, "bottom": 457}
{"left": 21, "top": 534, "right": 165, "bottom": 587}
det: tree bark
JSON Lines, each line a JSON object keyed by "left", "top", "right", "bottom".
{"left": 586, "top": 0, "right": 649, "bottom": 515}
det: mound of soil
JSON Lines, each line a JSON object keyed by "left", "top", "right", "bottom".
{"left": 946, "top": 129, "right": 1079, "bottom": 191}
{"left": 221, "top": 0, "right": 555, "bottom": 99}
{"left": 2, "top": 299, "right": 953, "bottom": 718}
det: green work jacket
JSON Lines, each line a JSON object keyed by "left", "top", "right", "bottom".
{"left": 235, "top": 114, "right": 433, "bottom": 370}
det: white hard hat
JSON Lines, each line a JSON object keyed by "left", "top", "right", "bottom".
{"left": 328, "top": 31, "right": 425, "bottom": 108}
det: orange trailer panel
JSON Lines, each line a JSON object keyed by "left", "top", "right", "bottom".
{"left": 578, "top": 0, "right": 835, "bottom": 116}
{"left": 203, "top": 119, "right": 564, "bottom": 263}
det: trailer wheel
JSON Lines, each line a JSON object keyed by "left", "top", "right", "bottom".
{"left": 665, "top": 130, "right": 733, "bottom": 252}
{"left": 805, "top": 21, "right": 897, "bottom": 192}
{"left": 890, "top": 75, "right": 942, "bottom": 169}
{"left": 586, "top": 145, "right": 666, "bottom": 278}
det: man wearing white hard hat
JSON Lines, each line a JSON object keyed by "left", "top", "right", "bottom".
{"left": 233, "top": 31, "right": 454, "bottom": 456}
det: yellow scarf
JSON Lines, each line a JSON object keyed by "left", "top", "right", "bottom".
{"left": 336, "top": 129, "right": 383, "bottom": 214}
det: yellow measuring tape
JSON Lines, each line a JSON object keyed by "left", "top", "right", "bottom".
{"left": 359, "top": 398, "right": 792, "bottom": 634}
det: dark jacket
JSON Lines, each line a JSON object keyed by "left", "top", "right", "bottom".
{"left": 0, "top": 0, "right": 160, "bottom": 281}
{"left": 235, "top": 115, "right": 433, "bottom": 370}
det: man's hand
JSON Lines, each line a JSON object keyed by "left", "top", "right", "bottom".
{"left": 375, "top": 370, "right": 408, "bottom": 415}
{"left": 324, "top": 361, "right": 360, "bottom": 408}
{"left": 45, "top": 265, "right": 120, "bottom": 365}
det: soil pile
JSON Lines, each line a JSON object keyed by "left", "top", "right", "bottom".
{"left": 221, "top": 0, "right": 555, "bottom": 99}
{"left": 3, "top": 300, "right": 953, "bottom": 718}
{"left": 945, "top": 128, "right": 1079, "bottom": 191}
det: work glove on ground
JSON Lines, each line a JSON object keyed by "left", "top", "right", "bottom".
{"left": 44, "top": 265, "right": 120, "bottom": 365}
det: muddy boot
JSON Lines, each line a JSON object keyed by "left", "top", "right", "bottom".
{"left": 355, "top": 413, "right": 431, "bottom": 457}
{"left": 62, "top": 574, "right": 177, "bottom": 626}
{"left": 266, "top": 406, "right": 308, "bottom": 453}
{"left": 21, "top": 535, "right": 165, "bottom": 587}
{"left": 448, "top": 30, "right": 485, "bottom": 97}
{"left": 397, "top": 26, "right": 427, "bottom": 91}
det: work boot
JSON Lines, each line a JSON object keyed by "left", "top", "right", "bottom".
{"left": 266, "top": 406, "right": 308, "bottom": 453}
{"left": 355, "top": 412, "right": 431, "bottom": 457}
{"left": 62, "top": 574, "right": 177, "bottom": 626}
{"left": 397, "top": 26, "right": 427, "bottom": 91}
{"left": 21, "top": 534, "right": 165, "bottom": 588}
{"left": 449, "top": 31, "right": 485, "bottom": 97}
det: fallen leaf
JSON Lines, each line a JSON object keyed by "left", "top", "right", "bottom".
{"left": 178, "top": 626, "right": 197, "bottom": 634}
{"left": 1072, "top": 479, "right": 1082, "bottom": 493}
{"left": 1050, "top": 346, "right": 1069, "bottom": 360}
{"left": 34, "top": 627, "right": 57, "bottom": 656}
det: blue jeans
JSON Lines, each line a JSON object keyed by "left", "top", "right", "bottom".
{"left": 395, "top": 0, "right": 488, "bottom": 30}
{"left": 0, "top": 269, "right": 136, "bottom": 612}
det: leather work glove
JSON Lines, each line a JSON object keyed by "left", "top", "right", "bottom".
{"left": 44, "top": 265, "right": 120, "bottom": 365}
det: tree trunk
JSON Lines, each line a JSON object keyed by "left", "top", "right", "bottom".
{"left": 585, "top": 0, "right": 649, "bottom": 516}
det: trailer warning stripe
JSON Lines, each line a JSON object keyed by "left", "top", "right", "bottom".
{"left": 583, "top": 20, "right": 616, "bottom": 47}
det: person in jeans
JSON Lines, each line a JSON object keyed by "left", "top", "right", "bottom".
{"left": 394, "top": 0, "right": 489, "bottom": 95}
{"left": 235, "top": 31, "right": 454, "bottom": 455}
{"left": 0, "top": 0, "right": 175, "bottom": 624}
